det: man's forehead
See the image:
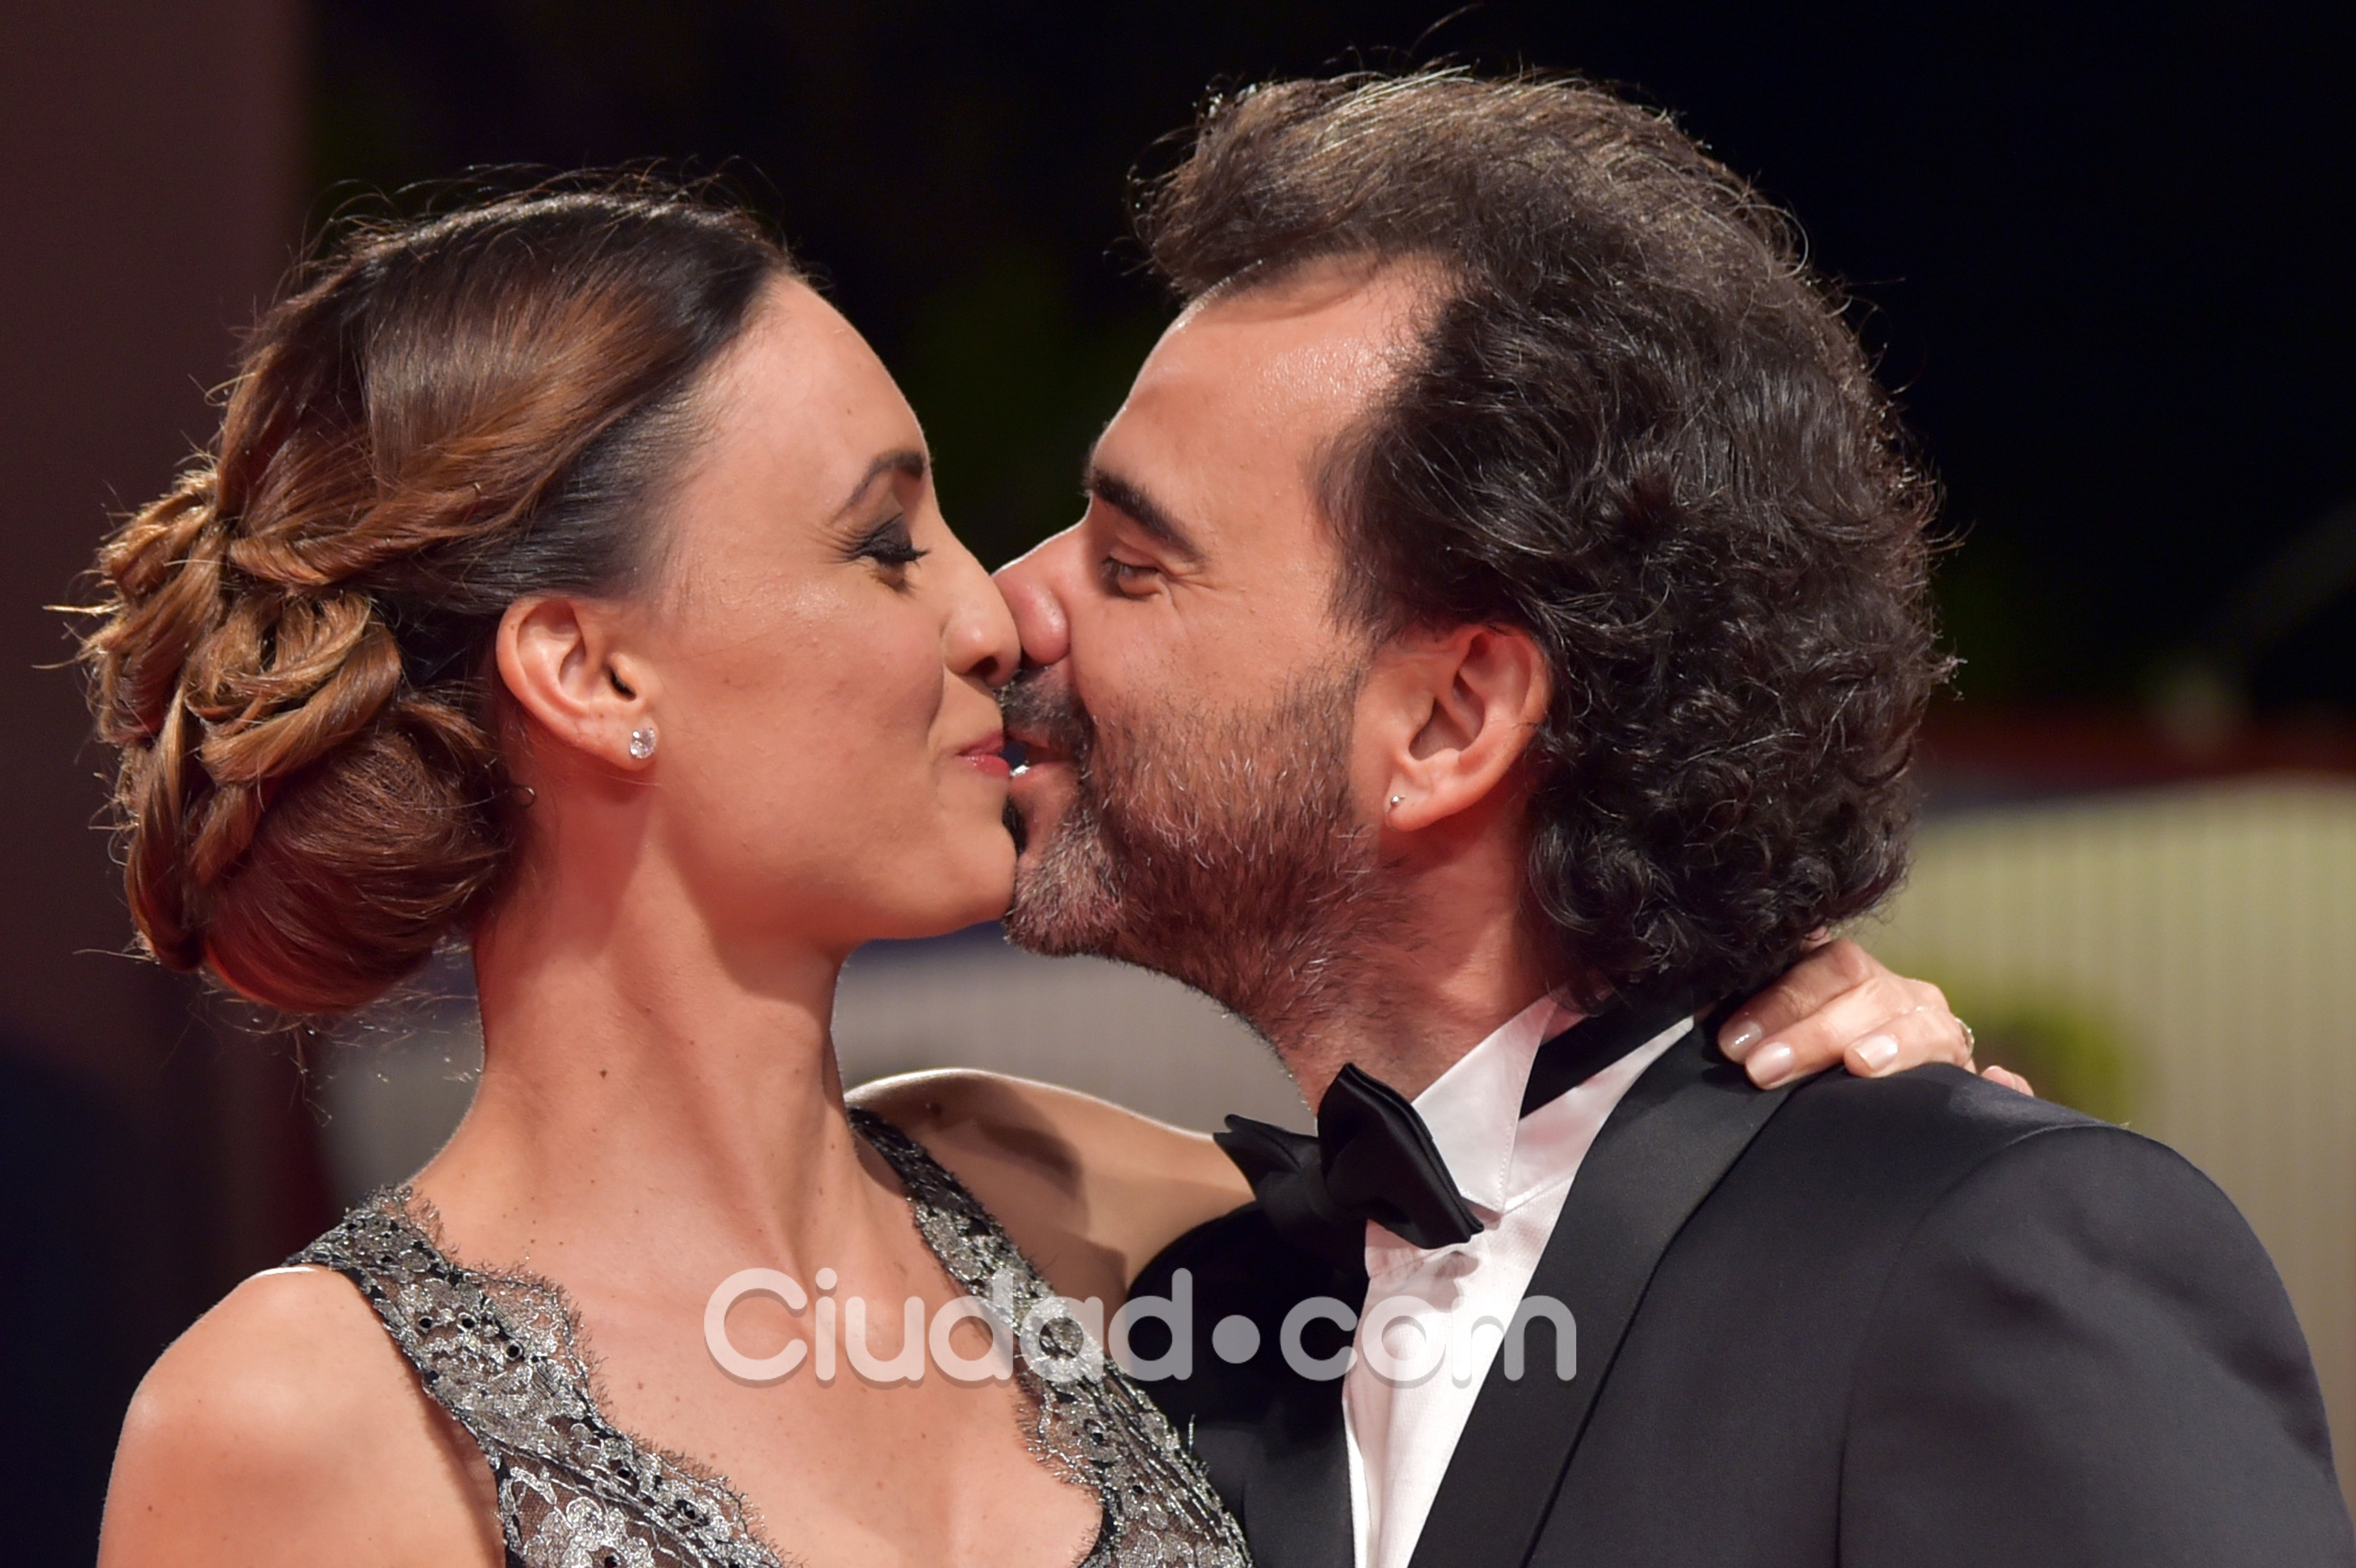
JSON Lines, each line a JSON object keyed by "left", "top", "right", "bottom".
{"left": 1091, "top": 257, "right": 1441, "bottom": 554}
{"left": 1154, "top": 256, "right": 1439, "bottom": 410}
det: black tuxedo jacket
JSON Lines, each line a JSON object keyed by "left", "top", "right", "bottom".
{"left": 1134, "top": 1026, "right": 2355, "bottom": 1568}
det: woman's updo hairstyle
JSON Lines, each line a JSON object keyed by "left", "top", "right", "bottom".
{"left": 80, "top": 181, "right": 795, "bottom": 1013}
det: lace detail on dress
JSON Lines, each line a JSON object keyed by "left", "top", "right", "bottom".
{"left": 294, "top": 1111, "right": 1250, "bottom": 1568}
{"left": 850, "top": 1110, "right": 1249, "bottom": 1568}
{"left": 296, "top": 1197, "right": 786, "bottom": 1568}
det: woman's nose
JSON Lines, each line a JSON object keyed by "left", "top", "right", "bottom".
{"left": 938, "top": 536, "right": 1022, "bottom": 683}
{"left": 993, "top": 527, "right": 1076, "bottom": 669}
{"left": 949, "top": 559, "right": 1023, "bottom": 688}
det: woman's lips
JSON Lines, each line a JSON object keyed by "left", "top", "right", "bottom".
{"left": 958, "top": 731, "right": 1012, "bottom": 780}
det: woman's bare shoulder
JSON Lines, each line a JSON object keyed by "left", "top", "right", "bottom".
{"left": 99, "top": 1265, "right": 499, "bottom": 1568}
{"left": 850, "top": 1070, "right": 1254, "bottom": 1306}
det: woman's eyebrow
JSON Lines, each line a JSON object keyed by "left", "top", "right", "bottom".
{"left": 1083, "top": 461, "right": 1204, "bottom": 564}
{"left": 835, "top": 448, "right": 927, "bottom": 515}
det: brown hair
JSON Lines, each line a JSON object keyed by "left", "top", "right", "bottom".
{"left": 80, "top": 183, "right": 794, "bottom": 1013}
{"left": 1137, "top": 72, "right": 1949, "bottom": 1008}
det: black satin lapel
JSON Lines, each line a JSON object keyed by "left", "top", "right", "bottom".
{"left": 1406, "top": 1027, "right": 1798, "bottom": 1568}
{"left": 1519, "top": 998, "right": 1699, "bottom": 1117}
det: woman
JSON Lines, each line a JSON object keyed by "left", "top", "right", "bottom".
{"left": 85, "top": 185, "right": 1977, "bottom": 1567}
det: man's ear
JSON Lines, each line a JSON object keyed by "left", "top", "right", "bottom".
{"left": 1371, "top": 624, "right": 1550, "bottom": 831}
{"left": 494, "top": 596, "right": 659, "bottom": 770}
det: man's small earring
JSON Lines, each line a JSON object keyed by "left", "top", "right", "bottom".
{"left": 1388, "top": 795, "right": 1405, "bottom": 810}
{"left": 629, "top": 725, "right": 657, "bottom": 761}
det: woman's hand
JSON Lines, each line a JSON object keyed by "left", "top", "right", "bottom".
{"left": 1716, "top": 938, "right": 2032, "bottom": 1095}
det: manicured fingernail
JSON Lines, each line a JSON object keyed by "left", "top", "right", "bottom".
{"left": 1855, "top": 1033, "right": 1899, "bottom": 1072}
{"left": 1721, "top": 1020, "right": 1764, "bottom": 1060}
{"left": 1748, "top": 1042, "right": 1795, "bottom": 1086}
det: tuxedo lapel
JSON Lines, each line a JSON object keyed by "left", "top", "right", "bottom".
{"left": 1405, "top": 1025, "right": 1797, "bottom": 1568}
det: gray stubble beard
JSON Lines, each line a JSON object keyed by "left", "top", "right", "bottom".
{"left": 1001, "top": 668, "right": 1402, "bottom": 1053}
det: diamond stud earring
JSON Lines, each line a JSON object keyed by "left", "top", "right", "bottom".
{"left": 1389, "top": 795, "right": 1405, "bottom": 809}
{"left": 628, "top": 725, "right": 657, "bottom": 761}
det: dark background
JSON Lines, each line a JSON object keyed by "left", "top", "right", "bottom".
{"left": 4, "top": 1, "right": 2350, "bottom": 1557}
{"left": 316, "top": 0, "right": 2356, "bottom": 709}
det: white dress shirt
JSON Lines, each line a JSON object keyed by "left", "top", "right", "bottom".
{"left": 1342, "top": 995, "right": 1689, "bottom": 1568}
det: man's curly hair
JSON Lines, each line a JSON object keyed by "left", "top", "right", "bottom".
{"left": 1136, "top": 70, "right": 1952, "bottom": 1009}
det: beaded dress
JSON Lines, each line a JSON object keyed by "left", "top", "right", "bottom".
{"left": 294, "top": 1109, "right": 1250, "bottom": 1568}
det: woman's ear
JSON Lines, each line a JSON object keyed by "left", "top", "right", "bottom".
{"left": 494, "top": 597, "right": 659, "bottom": 769}
{"left": 1375, "top": 624, "right": 1550, "bottom": 831}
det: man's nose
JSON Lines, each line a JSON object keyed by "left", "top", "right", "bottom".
{"left": 993, "top": 526, "right": 1075, "bottom": 668}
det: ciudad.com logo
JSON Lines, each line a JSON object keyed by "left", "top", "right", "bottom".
{"left": 703, "top": 1266, "right": 1575, "bottom": 1388}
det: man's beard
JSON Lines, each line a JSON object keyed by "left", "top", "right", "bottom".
{"left": 1001, "top": 666, "right": 1398, "bottom": 1048}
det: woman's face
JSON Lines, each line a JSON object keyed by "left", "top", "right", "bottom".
{"left": 618, "top": 277, "right": 1019, "bottom": 954}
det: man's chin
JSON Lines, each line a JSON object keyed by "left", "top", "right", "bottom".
{"left": 1003, "top": 820, "right": 1124, "bottom": 959}
{"left": 1003, "top": 887, "right": 1120, "bottom": 958}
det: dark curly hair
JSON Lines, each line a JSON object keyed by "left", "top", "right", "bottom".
{"left": 1136, "top": 70, "right": 1951, "bottom": 1009}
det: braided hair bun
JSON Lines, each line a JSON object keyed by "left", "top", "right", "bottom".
{"left": 80, "top": 184, "right": 792, "bottom": 1013}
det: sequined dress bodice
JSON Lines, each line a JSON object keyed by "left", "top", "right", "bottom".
{"left": 294, "top": 1109, "right": 1250, "bottom": 1568}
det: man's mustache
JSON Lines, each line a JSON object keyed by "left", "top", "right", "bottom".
{"left": 1000, "top": 668, "right": 1095, "bottom": 763}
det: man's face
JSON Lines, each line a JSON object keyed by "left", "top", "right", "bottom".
{"left": 993, "top": 258, "right": 1434, "bottom": 1032}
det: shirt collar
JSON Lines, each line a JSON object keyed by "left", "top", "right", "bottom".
{"left": 1409, "top": 992, "right": 1583, "bottom": 1217}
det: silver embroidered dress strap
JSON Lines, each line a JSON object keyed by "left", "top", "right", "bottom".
{"left": 295, "top": 1197, "right": 785, "bottom": 1568}
{"left": 294, "top": 1112, "right": 1249, "bottom": 1568}
{"left": 846, "top": 1110, "right": 1248, "bottom": 1568}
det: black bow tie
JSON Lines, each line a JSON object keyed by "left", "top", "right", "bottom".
{"left": 1214, "top": 1002, "right": 1697, "bottom": 1270}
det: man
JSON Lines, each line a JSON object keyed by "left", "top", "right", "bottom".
{"left": 991, "top": 71, "right": 2354, "bottom": 1567}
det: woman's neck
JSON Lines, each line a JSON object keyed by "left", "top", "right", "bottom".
{"left": 414, "top": 845, "right": 891, "bottom": 1296}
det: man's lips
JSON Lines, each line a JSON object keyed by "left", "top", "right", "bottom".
{"left": 1005, "top": 729, "right": 1072, "bottom": 773}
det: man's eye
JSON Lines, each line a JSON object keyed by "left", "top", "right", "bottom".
{"left": 853, "top": 518, "right": 928, "bottom": 570}
{"left": 1102, "top": 557, "right": 1160, "bottom": 594}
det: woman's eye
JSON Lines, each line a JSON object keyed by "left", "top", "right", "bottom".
{"left": 853, "top": 518, "right": 928, "bottom": 571}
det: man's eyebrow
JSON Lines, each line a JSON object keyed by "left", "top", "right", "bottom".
{"left": 1083, "top": 462, "right": 1204, "bottom": 563}
{"left": 836, "top": 448, "right": 927, "bottom": 515}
